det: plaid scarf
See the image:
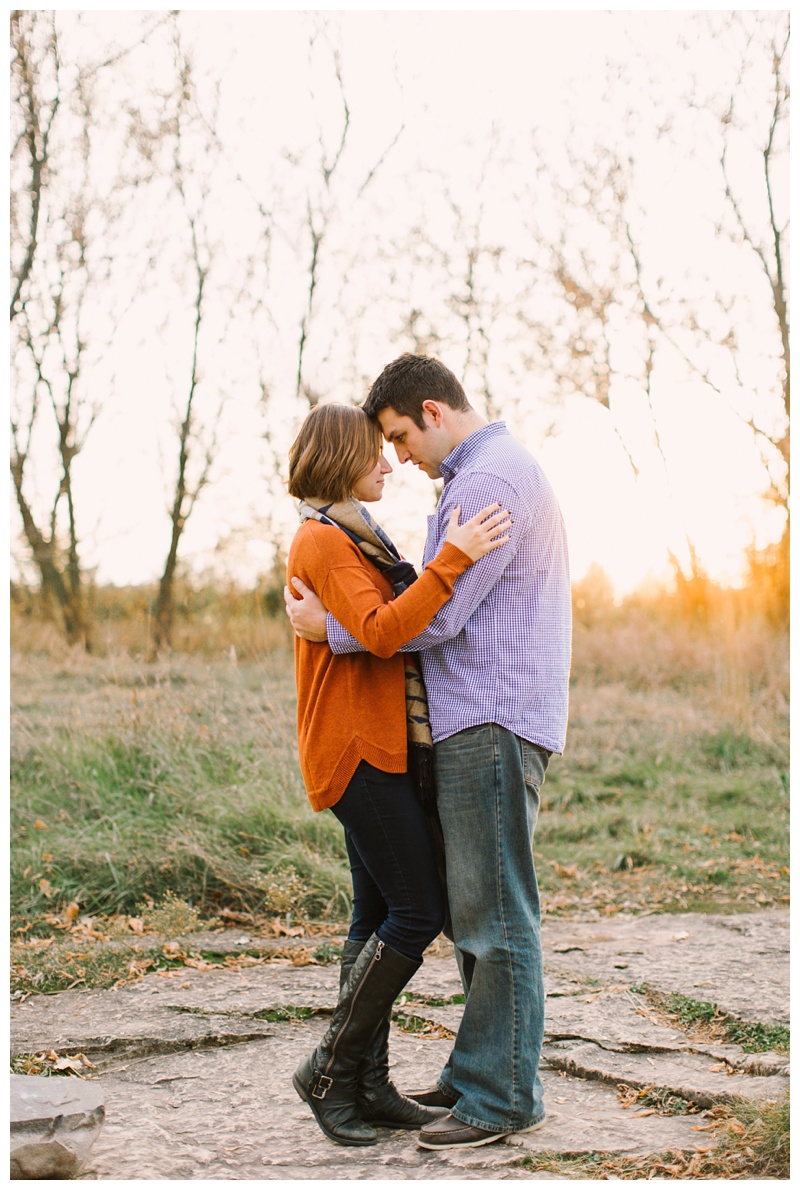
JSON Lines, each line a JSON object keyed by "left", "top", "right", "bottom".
{"left": 298, "top": 496, "right": 435, "bottom": 804}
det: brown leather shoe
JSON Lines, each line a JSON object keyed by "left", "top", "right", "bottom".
{"left": 404, "top": 1085, "right": 458, "bottom": 1109}
{"left": 417, "top": 1112, "right": 546, "bottom": 1150}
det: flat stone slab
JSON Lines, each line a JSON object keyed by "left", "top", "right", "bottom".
{"left": 11, "top": 963, "right": 338, "bottom": 1065}
{"left": 540, "top": 910, "right": 789, "bottom": 1023}
{"left": 545, "top": 1040, "right": 788, "bottom": 1107}
{"left": 9, "top": 911, "right": 788, "bottom": 1180}
{"left": 74, "top": 1025, "right": 709, "bottom": 1180}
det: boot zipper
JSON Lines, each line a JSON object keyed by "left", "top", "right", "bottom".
{"left": 323, "top": 939, "right": 384, "bottom": 1076}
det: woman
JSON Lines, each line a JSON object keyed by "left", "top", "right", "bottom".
{"left": 286, "top": 403, "right": 510, "bottom": 1147}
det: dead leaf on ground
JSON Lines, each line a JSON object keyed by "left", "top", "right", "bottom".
{"left": 219, "top": 908, "right": 254, "bottom": 924}
{"left": 269, "top": 916, "right": 305, "bottom": 937}
{"left": 183, "top": 956, "right": 216, "bottom": 971}
{"left": 551, "top": 862, "right": 580, "bottom": 879}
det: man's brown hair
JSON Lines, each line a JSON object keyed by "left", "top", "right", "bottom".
{"left": 363, "top": 353, "right": 471, "bottom": 429}
{"left": 287, "top": 403, "right": 381, "bottom": 504}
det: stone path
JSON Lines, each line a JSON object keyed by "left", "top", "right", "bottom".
{"left": 10, "top": 910, "right": 789, "bottom": 1180}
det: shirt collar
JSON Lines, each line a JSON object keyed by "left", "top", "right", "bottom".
{"left": 440, "top": 421, "right": 508, "bottom": 483}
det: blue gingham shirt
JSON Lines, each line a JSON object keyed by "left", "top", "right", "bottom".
{"left": 327, "top": 422, "right": 572, "bottom": 753}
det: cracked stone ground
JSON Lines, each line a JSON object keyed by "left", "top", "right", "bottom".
{"left": 11, "top": 909, "right": 788, "bottom": 1180}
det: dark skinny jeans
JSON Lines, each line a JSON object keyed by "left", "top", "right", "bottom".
{"left": 330, "top": 760, "right": 446, "bottom": 962}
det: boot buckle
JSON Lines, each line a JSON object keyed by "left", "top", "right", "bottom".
{"left": 311, "top": 1072, "right": 333, "bottom": 1099}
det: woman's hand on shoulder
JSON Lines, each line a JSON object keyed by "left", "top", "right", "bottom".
{"left": 444, "top": 503, "right": 512, "bottom": 562}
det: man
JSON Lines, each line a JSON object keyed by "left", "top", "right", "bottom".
{"left": 284, "top": 353, "right": 571, "bottom": 1150}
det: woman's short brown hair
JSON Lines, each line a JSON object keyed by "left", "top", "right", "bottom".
{"left": 287, "top": 403, "right": 382, "bottom": 504}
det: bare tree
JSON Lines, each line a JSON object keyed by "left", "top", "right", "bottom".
{"left": 701, "top": 17, "right": 788, "bottom": 511}
{"left": 294, "top": 21, "right": 404, "bottom": 409}
{"left": 146, "top": 47, "right": 227, "bottom": 655}
{"left": 522, "top": 14, "right": 789, "bottom": 597}
{"left": 10, "top": 10, "right": 173, "bottom": 648}
{"left": 10, "top": 11, "right": 98, "bottom": 648}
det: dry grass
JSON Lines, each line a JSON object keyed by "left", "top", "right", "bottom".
{"left": 10, "top": 593, "right": 789, "bottom": 963}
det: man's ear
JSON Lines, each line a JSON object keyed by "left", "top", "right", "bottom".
{"left": 421, "top": 399, "right": 445, "bottom": 427}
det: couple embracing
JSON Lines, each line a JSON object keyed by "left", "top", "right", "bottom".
{"left": 283, "top": 353, "right": 571, "bottom": 1151}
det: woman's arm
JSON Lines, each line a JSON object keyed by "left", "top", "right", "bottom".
{"left": 294, "top": 505, "right": 509, "bottom": 658}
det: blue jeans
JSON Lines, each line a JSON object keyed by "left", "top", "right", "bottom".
{"left": 433, "top": 724, "right": 550, "bottom": 1133}
{"left": 330, "top": 761, "right": 446, "bottom": 962}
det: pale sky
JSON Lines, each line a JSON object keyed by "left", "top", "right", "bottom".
{"left": 10, "top": 6, "right": 789, "bottom": 595}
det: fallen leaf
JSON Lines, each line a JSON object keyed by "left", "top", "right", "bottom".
{"left": 629, "top": 1109, "right": 658, "bottom": 1117}
{"left": 183, "top": 957, "right": 215, "bottom": 971}
{"left": 41, "top": 852, "right": 53, "bottom": 863}
{"left": 33, "top": 819, "right": 47, "bottom": 830}
{"left": 62, "top": 902, "right": 80, "bottom": 925}
{"left": 219, "top": 908, "right": 254, "bottom": 924}
{"left": 269, "top": 916, "right": 305, "bottom": 937}
{"left": 52, "top": 1052, "right": 95, "bottom": 1072}
{"left": 552, "top": 862, "right": 579, "bottom": 878}
{"left": 38, "top": 878, "right": 52, "bottom": 897}
{"left": 53, "top": 1056, "right": 85, "bottom": 1074}
{"left": 127, "top": 917, "right": 145, "bottom": 936}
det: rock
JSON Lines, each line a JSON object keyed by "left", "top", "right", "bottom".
{"left": 10, "top": 1074, "right": 104, "bottom": 1179}
{"left": 738, "top": 1051, "right": 790, "bottom": 1077}
{"left": 544, "top": 1040, "right": 789, "bottom": 1107}
{"left": 11, "top": 1142, "right": 81, "bottom": 1180}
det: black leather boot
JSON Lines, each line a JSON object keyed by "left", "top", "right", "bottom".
{"left": 337, "top": 940, "right": 447, "bottom": 1130}
{"left": 293, "top": 934, "right": 421, "bottom": 1146}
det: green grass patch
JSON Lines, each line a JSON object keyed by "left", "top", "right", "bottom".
{"left": 10, "top": 645, "right": 789, "bottom": 964}
{"left": 411, "top": 993, "right": 466, "bottom": 1007}
{"left": 11, "top": 656, "right": 351, "bottom": 924}
{"left": 659, "top": 992, "right": 789, "bottom": 1053}
{"left": 11, "top": 941, "right": 160, "bottom": 995}
{"left": 725, "top": 1019, "right": 790, "bottom": 1053}
{"left": 251, "top": 1006, "right": 318, "bottom": 1023}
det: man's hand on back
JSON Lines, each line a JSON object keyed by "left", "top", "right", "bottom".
{"left": 284, "top": 577, "right": 329, "bottom": 642}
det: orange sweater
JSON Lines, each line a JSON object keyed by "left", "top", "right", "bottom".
{"left": 288, "top": 520, "right": 472, "bottom": 811}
